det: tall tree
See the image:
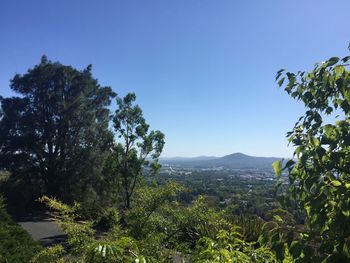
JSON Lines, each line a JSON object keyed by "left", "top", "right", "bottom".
{"left": 273, "top": 48, "right": 350, "bottom": 261}
{"left": 0, "top": 56, "right": 116, "bottom": 203}
{"left": 104, "top": 93, "right": 165, "bottom": 211}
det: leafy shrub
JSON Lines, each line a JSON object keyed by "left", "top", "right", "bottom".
{"left": 30, "top": 245, "right": 65, "bottom": 263}
{"left": 231, "top": 215, "right": 265, "bottom": 242}
{"left": 0, "top": 195, "right": 42, "bottom": 262}
{"left": 34, "top": 196, "right": 146, "bottom": 263}
{"left": 191, "top": 227, "right": 277, "bottom": 262}
{"left": 83, "top": 239, "right": 146, "bottom": 263}
{"left": 95, "top": 207, "right": 120, "bottom": 231}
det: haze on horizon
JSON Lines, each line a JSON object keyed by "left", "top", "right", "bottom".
{"left": 1, "top": 0, "right": 349, "bottom": 158}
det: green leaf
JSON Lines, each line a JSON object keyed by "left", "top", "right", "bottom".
{"left": 275, "top": 69, "right": 285, "bottom": 80}
{"left": 342, "top": 209, "right": 350, "bottom": 217}
{"left": 335, "top": 65, "right": 345, "bottom": 78}
{"left": 331, "top": 180, "right": 341, "bottom": 187}
{"left": 327, "top": 57, "right": 340, "bottom": 66}
{"left": 278, "top": 77, "right": 285, "bottom": 87}
{"left": 273, "top": 215, "right": 283, "bottom": 222}
{"left": 342, "top": 56, "right": 350, "bottom": 63}
{"left": 305, "top": 205, "right": 311, "bottom": 216}
{"left": 343, "top": 242, "right": 350, "bottom": 257}
{"left": 272, "top": 160, "right": 283, "bottom": 176}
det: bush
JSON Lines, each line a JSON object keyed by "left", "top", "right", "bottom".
{"left": 95, "top": 207, "right": 120, "bottom": 231}
{"left": 34, "top": 196, "right": 146, "bottom": 263}
{"left": 0, "top": 195, "right": 42, "bottom": 262}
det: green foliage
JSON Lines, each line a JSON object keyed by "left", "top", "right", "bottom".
{"left": 275, "top": 48, "right": 350, "bottom": 261}
{"left": 170, "top": 196, "right": 232, "bottom": 252}
{"left": 0, "top": 195, "right": 9, "bottom": 223}
{"left": 126, "top": 181, "right": 184, "bottom": 237}
{"left": 104, "top": 93, "right": 165, "bottom": 212}
{"left": 259, "top": 209, "right": 298, "bottom": 262}
{"left": 155, "top": 168, "right": 279, "bottom": 218}
{"left": 35, "top": 196, "right": 146, "bottom": 263}
{"left": 0, "top": 195, "right": 42, "bottom": 262}
{"left": 35, "top": 185, "right": 280, "bottom": 262}
{"left": 83, "top": 238, "right": 146, "bottom": 263}
{"left": 0, "top": 56, "right": 116, "bottom": 205}
{"left": 125, "top": 181, "right": 185, "bottom": 261}
{"left": 30, "top": 245, "right": 65, "bottom": 263}
{"left": 95, "top": 207, "right": 120, "bottom": 231}
{"left": 192, "top": 227, "right": 277, "bottom": 262}
{"left": 39, "top": 196, "right": 95, "bottom": 256}
{"left": 231, "top": 215, "right": 265, "bottom": 242}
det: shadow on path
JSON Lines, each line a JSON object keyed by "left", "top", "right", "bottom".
{"left": 11, "top": 210, "right": 66, "bottom": 247}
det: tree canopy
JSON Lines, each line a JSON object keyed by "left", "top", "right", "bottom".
{"left": 0, "top": 56, "right": 116, "bottom": 204}
{"left": 274, "top": 50, "right": 350, "bottom": 261}
{"left": 103, "top": 93, "right": 165, "bottom": 212}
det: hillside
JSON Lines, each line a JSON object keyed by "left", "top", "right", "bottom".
{"left": 160, "top": 152, "right": 280, "bottom": 169}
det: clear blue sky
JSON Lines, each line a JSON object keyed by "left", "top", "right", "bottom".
{"left": 1, "top": 1, "right": 349, "bottom": 158}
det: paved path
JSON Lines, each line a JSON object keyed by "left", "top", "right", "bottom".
{"left": 13, "top": 211, "right": 66, "bottom": 246}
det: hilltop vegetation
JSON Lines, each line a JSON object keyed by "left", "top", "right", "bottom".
{"left": 0, "top": 47, "right": 350, "bottom": 262}
{"left": 160, "top": 152, "right": 280, "bottom": 169}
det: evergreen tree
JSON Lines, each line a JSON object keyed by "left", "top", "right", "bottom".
{"left": 0, "top": 56, "right": 116, "bottom": 203}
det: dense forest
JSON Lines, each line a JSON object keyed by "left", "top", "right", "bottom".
{"left": 0, "top": 48, "right": 350, "bottom": 262}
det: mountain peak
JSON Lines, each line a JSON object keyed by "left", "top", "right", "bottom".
{"left": 227, "top": 152, "right": 248, "bottom": 157}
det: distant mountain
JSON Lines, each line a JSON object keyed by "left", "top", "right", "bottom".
{"left": 160, "top": 156, "right": 217, "bottom": 161}
{"left": 160, "top": 152, "right": 280, "bottom": 169}
{"left": 207, "top": 153, "right": 280, "bottom": 169}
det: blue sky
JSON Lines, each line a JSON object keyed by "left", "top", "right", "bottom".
{"left": 1, "top": 1, "right": 349, "bottom": 158}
